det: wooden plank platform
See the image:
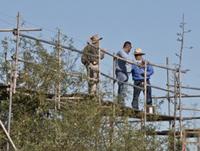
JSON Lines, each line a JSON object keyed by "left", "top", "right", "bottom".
{"left": 2, "top": 89, "right": 200, "bottom": 122}
{"left": 57, "top": 94, "right": 200, "bottom": 122}
{"left": 101, "top": 101, "right": 181, "bottom": 122}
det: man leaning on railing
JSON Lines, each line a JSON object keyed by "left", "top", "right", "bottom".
{"left": 131, "top": 48, "right": 154, "bottom": 110}
{"left": 115, "top": 41, "right": 132, "bottom": 105}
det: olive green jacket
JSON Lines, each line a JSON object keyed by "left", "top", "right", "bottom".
{"left": 81, "top": 44, "right": 104, "bottom": 66}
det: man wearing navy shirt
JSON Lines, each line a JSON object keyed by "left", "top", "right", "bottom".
{"left": 115, "top": 41, "right": 132, "bottom": 105}
{"left": 131, "top": 48, "right": 154, "bottom": 109}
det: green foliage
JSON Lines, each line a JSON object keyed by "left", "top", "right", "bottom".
{"left": 0, "top": 34, "right": 166, "bottom": 151}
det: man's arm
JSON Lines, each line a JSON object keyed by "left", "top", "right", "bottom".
{"left": 81, "top": 46, "right": 89, "bottom": 65}
{"left": 100, "top": 48, "right": 105, "bottom": 59}
{"left": 118, "top": 50, "right": 129, "bottom": 59}
{"left": 147, "top": 64, "right": 154, "bottom": 76}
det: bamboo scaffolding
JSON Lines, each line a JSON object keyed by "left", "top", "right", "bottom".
{"left": 1, "top": 12, "right": 200, "bottom": 151}
{"left": 0, "top": 12, "right": 41, "bottom": 151}
{"left": 18, "top": 33, "right": 187, "bottom": 73}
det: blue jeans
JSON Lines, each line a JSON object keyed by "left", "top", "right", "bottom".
{"left": 115, "top": 70, "right": 128, "bottom": 105}
{"left": 132, "top": 80, "right": 152, "bottom": 109}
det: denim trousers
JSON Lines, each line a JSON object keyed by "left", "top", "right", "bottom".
{"left": 116, "top": 71, "right": 128, "bottom": 105}
{"left": 132, "top": 80, "right": 152, "bottom": 108}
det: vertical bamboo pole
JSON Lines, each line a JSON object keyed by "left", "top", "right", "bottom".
{"left": 108, "top": 54, "right": 116, "bottom": 150}
{"left": 57, "top": 29, "right": 61, "bottom": 110}
{"left": 7, "top": 68, "right": 13, "bottom": 151}
{"left": 166, "top": 57, "right": 173, "bottom": 150}
{"left": 12, "top": 12, "right": 20, "bottom": 94}
{"left": 144, "top": 61, "right": 147, "bottom": 127}
{"left": 178, "top": 14, "right": 185, "bottom": 147}
{"left": 142, "top": 61, "right": 147, "bottom": 150}
{"left": 178, "top": 70, "right": 183, "bottom": 142}
{"left": 54, "top": 82, "right": 57, "bottom": 110}
{"left": 98, "top": 48, "right": 101, "bottom": 105}
{"left": 4, "top": 51, "right": 8, "bottom": 84}
{"left": 166, "top": 57, "right": 171, "bottom": 129}
{"left": 112, "top": 54, "right": 115, "bottom": 104}
{"left": 7, "top": 12, "right": 20, "bottom": 151}
{"left": 112, "top": 53, "right": 116, "bottom": 118}
{"left": 173, "top": 71, "right": 178, "bottom": 151}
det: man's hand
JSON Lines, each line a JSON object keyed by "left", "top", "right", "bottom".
{"left": 140, "top": 60, "right": 149, "bottom": 67}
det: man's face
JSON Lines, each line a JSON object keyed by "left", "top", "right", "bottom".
{"left": 92, "top": 40, "right": 100, "bottom": 47}
{"left": 135, "top": 54, "right": 142, "bottom": 60}
{"left": 125, "top": 44, "right": 132, "bottom": 53}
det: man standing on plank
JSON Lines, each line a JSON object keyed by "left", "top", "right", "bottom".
{"left": 131, "top": 48, "right": 154, "bottom": 110}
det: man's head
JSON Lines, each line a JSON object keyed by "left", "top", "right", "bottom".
{"left": 89, "top": 34, "right": 103, "bottom": 47}
{"left": 134, "top": 48, "right": 145, "bottom": 60}
{"left": 123, "top": 41, "right": 132, "bottom": 53}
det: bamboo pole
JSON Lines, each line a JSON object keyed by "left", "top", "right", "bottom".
{"left": 180, "top": 107, "right": 200, "bottom": 112}
{"left": 166, "top": 57, "right": 172, "bottom": 150}
{"left": 173, "top": 72, "right": 178, "bottom": 151}
{"left": 16, "top": 57, "right": 190, "bottom": 97}
{"left": 152, "top": 95, "right": 200, "bottom": 99}
{"left": 108, "top": 54, "right": 116, "bottom": 150}
{"left": 12, "top": 12, "right": 20, "bottom": 94}
{"left": 18, "top": 33, "right": 187, "bottom": 73}
{"left": 57, "top": 29, "right": 61, "bottom": 110}
{"left": 0, "top": 12, "right": 42, "bottom": 151}
{"left": 0, "top": 28, "right": 41, "bottom": 32}
{"left": 167, "top": 84, "right": 200, "bottom": 91}
{"left": 7, "top": 12, "right": 20, "bottom": 151}
{"left": 17, "top": 56, "right": 191, "bottom": 96}
{"left": 0, "top": 120, "right": 17, "bottom": 151}
{"left": 98, "top": 46, "right": 101, "bottom": 105}
{"left": 144, "top": 61, "right": 147, "bottom": 127}
{"left": 166, "top": 58, "right": 171, "bottom": 126}
{"left": 112, "top": 53, "right": 116, "bottom": 118}
{"left": 178, "top": 14, "right": 185, "bottom": 146}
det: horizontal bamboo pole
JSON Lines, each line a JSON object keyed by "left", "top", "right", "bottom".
{"left": 167, "top": 84, "right": 200, "bottom": 91}
{"left": 17, "top": 57, "right": 187, "bottom": 94}
{"left": 152, "top": 95, "right": 200, "bottom": 99}
{"left": 0, "top": 28, "right": 42, "bottom": 32}
{"left": 19, "top": 33, "right": 187, "bottom": 73}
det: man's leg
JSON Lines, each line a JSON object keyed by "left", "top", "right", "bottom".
{"left": 132, "top": 81, "right": 142, "bottom": 109}
{"left": 87, "top": 65, "right": 96, "bottom": 94}
{"left": 117, "top": 82, "right": 126, "bottom": 105}
{"left": 116, "top": 72, "right": 128, "bottom": 106}
{"left": 146, "top": 80, "right": 152, "bottom": 105}
{"left": 88, "top": 64, "right": 99, "bottom": 95}
{"left": 91, "top": 65, "right": 99, "bottom": 94}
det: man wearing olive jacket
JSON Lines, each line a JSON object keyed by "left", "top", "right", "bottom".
{"left": 81, "top": 34, "right": 105, "bottom": 94}
{"left": 131, "top": 48, "right": 154, "bottom": 110}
